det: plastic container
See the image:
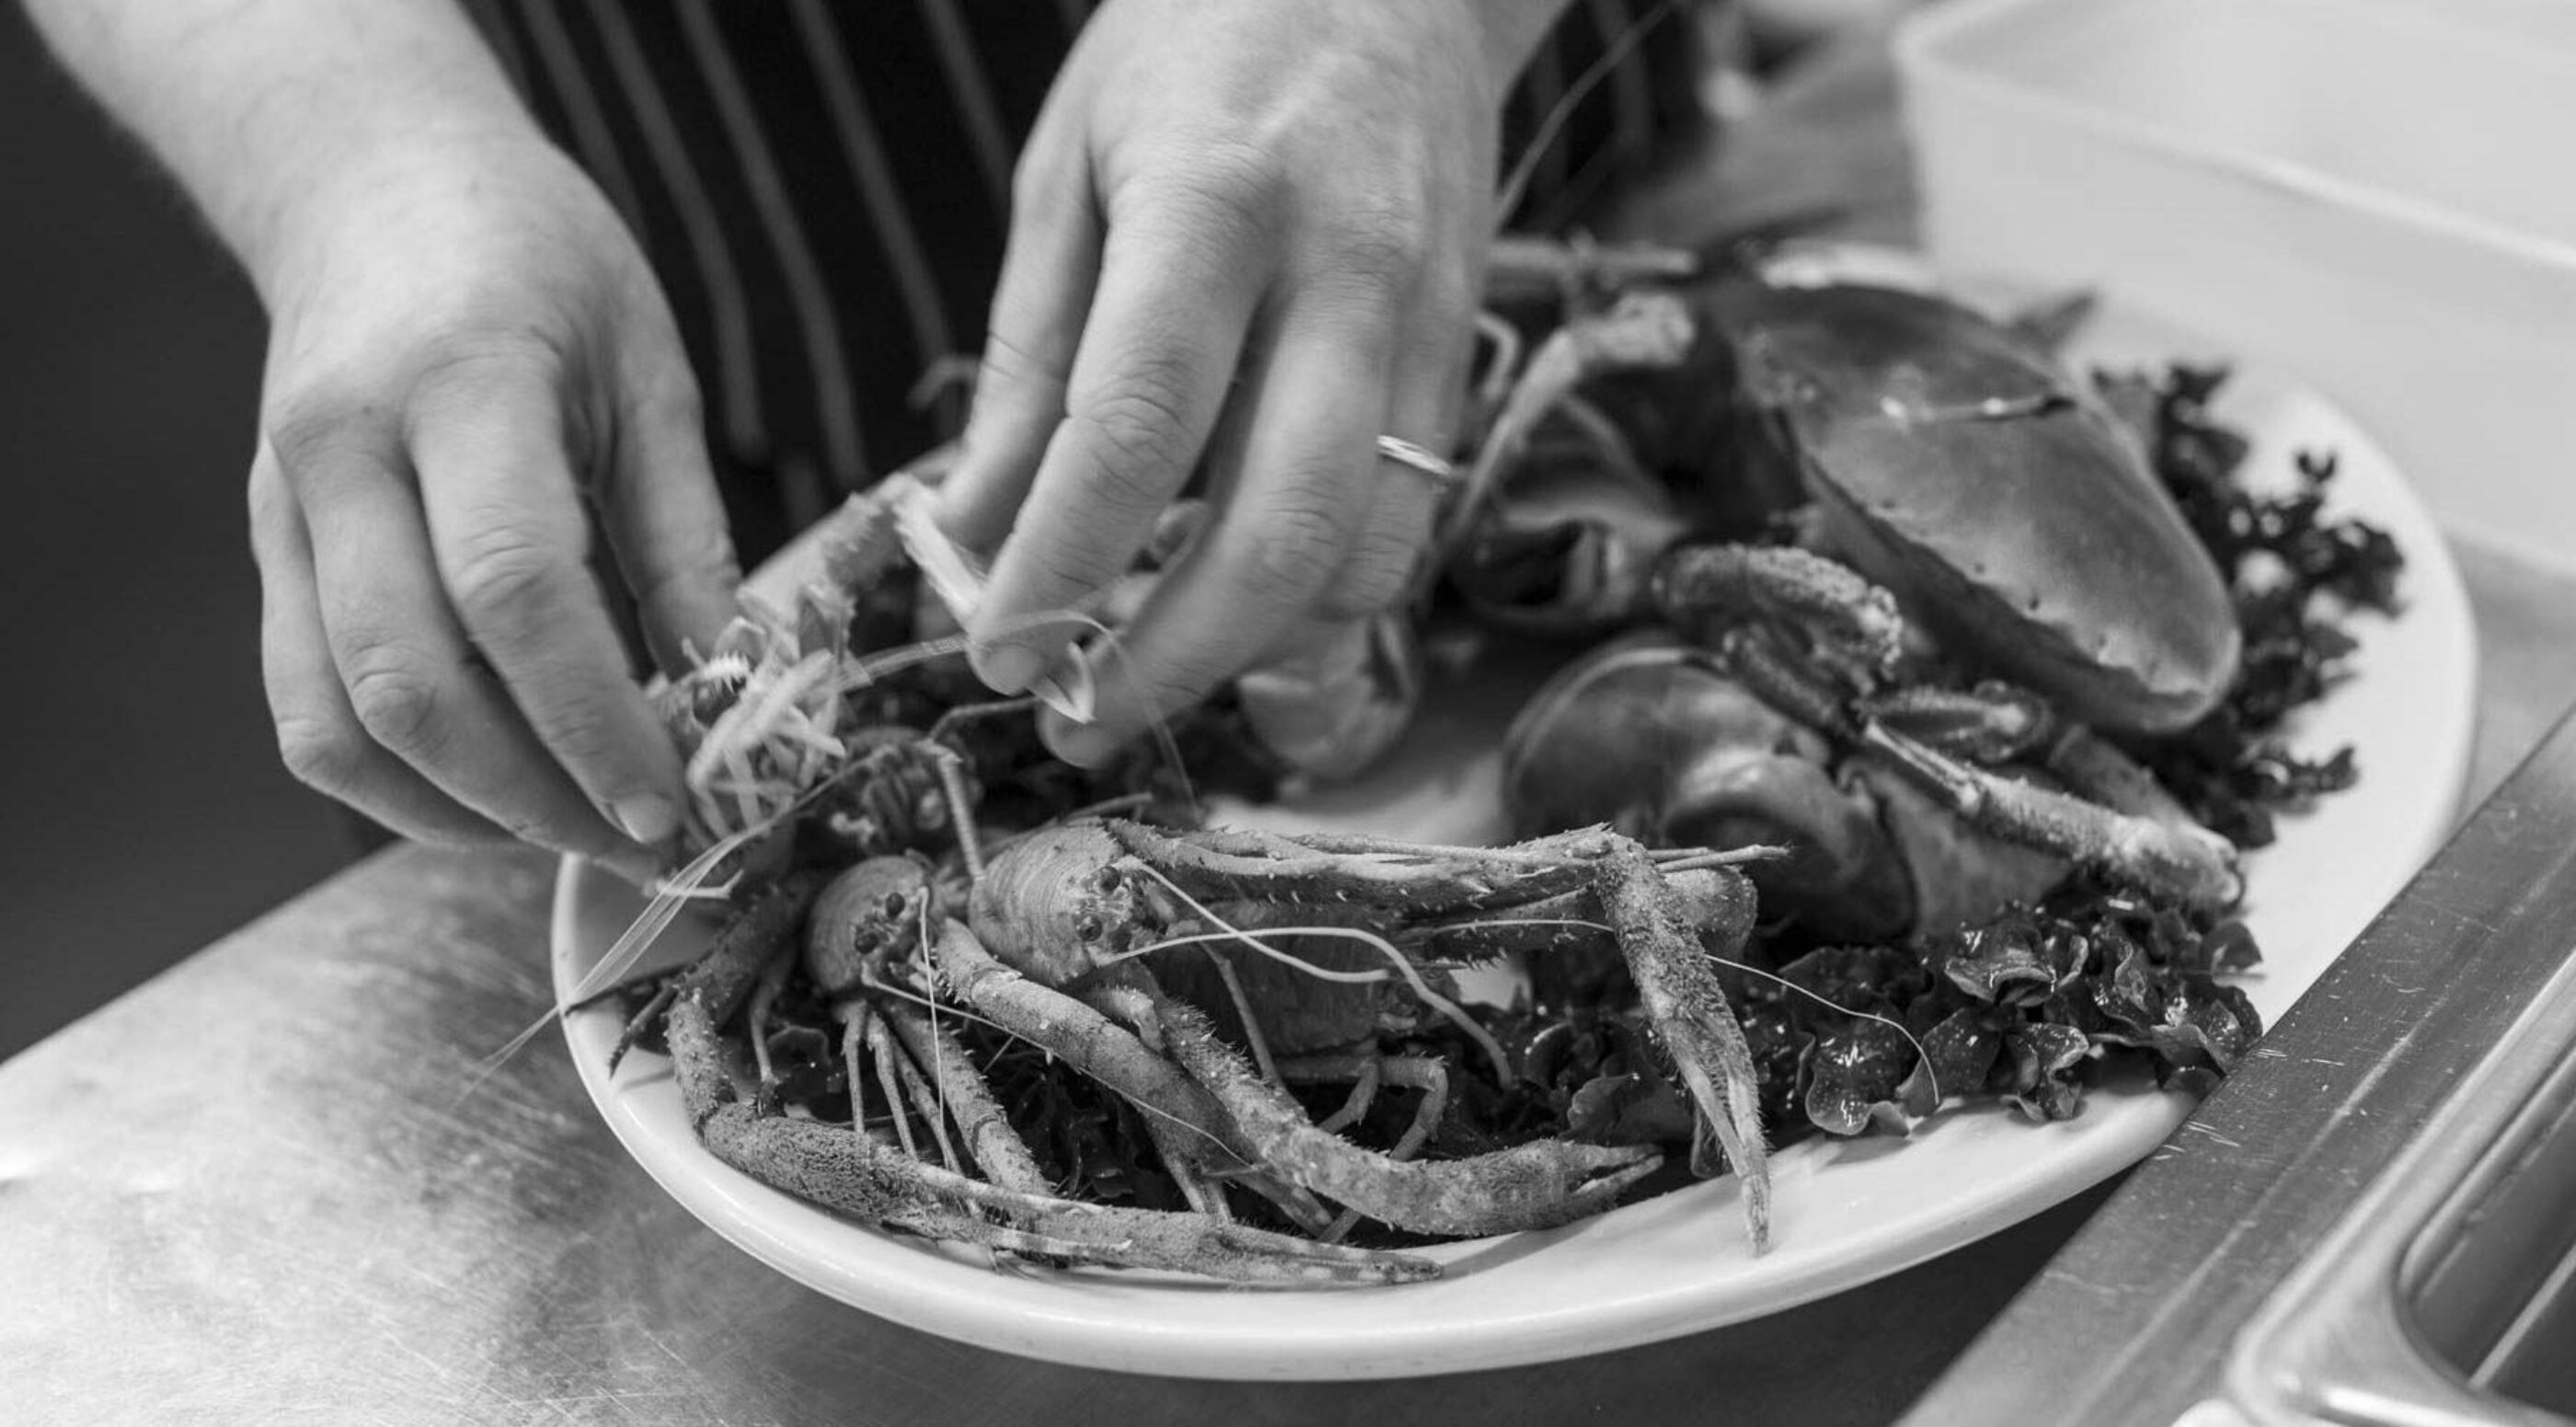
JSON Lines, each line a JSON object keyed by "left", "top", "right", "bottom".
{"left": 1895, "top": 0, "right": 2576, "bottom": 570}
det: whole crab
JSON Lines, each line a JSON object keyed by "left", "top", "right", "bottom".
{"left": 1454, "top": 241, "right": 2245, "bottom": 939}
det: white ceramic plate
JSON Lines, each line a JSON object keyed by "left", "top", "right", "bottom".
{"left": 552, "top": 257, "right": 2476, "bottom": 1380}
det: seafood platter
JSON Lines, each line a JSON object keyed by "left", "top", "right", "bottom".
{"left": 551, "top": 241, "right": 2472, "bottom": 1377}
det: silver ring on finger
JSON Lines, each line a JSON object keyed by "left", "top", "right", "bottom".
{"left": 1374, "top": 434, "right": 1460, "bottom": 490}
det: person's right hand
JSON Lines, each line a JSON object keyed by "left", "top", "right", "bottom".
{"left": 247, "top": 130, "right": 739, "bottom": 883}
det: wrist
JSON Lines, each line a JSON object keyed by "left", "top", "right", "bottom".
{"left": 23, "top": 0, "right": 551, "bottom": 311}
{"left": 246, "top": 115, "right": 558, "bottom": 311}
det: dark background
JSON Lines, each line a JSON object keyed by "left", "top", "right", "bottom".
{"left": 2, "top": 9, "right": 348, "bottom": 1059}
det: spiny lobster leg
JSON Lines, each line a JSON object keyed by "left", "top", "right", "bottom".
{"left": 1282, "top": 1052, "right": 1454, "bottom": 1245}
{"left": 667, "top": 995, "right": 1435, "bottom": 1284}
{"left": 1591, "top": 845, "right": 1773, "bottom": 1252}
{"left": 1407, "top": 866, "right": 1762, "bottom": 962}
{"left": 1860, "top": 722, "right": 2242, "bottom": 910}
{"left": 657, "top": 874, "right": 824, "bottom": 1050}
{"left": 926, "top": 918, "right": 1336, "bottom": 1234}
{"left": 1281, "top": 1053, "right": 1452, "bottom": 1164}
{"left": 1148, "top": 998, "right": 1661, "bottom": 1237}
{"left": 1110, "top": 819, "right": 1670, "bottom": 919}
{"left": 875, "top": 997, "right": 1046, "bottom": 1191}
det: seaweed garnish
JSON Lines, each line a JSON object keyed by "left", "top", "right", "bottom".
{"left": 2101, "top": 363, "right": 2406, "bottom": 846}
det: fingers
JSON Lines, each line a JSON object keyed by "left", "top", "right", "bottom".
{"left": 960, "top": 180, "right": 1271, "bottom": 695}
{"left": 937, "top": 142, "right": 1103, "bottom": 557}
{"left": 1042, "top": 286, "right": 1398, "bottom": 766}
{"left": 405, "top": 351, "right": 692, "bottom": 849}
{"left": 1322, "top": 278, "right": 1478, "bottom": 620}
{"left": 1328, "top": 216, "right": 1473, "bottom": 616}
{"left": 599, "top": 358, "right": 742, "bottom": 673}
{"left": 249, "top": 443, "right": 512, "bottom": 849}
{"left": 273, "top": 390, "right": 663, "bottom": 877}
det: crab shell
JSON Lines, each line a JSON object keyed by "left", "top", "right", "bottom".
{"left": 1613, "top": 272, "right": 2242, "bottom": 736}
{"left": 1501, "top": 634, "right": 2069, "bottom": 940}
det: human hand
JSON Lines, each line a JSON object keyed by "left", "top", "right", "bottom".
{"left": 247, "top": 132, "right": 738, "bottom": 881}
{"left": 937, "top": 0, "right": 1569, "bottom": 765}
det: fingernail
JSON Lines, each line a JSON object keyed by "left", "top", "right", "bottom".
{"left": 1047, "top": 718, "right": 1125, "bottom": 769}
{"left": 611, "top": 793, "right": 680, "bottom": 846}
{"left": 975, "top": 644, "right": 1045, "bottom": 696}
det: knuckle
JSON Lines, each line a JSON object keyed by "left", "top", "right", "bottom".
{"left": 1009, "top": 147, "right": 1082, "bottom": 232}
{"left": 447, "top": 532, "right": 569, "bottom": 632}
{"left": 525, "top": 692, "right": 627, "bottom": 777}
{"left": 1138, "top": 141, "right": 1284, "bottom": 243}
{"left": 1322, "top": 205, "right": 1434, "bottom": 294}
{"left": 629, "top": 365, "right": 707, "bottom": 438}
{"left": 413, "top": 326, "right": 571, "bottom": 395}
{"left": 1028, "top": 536, "right": 1119, "bottom": 602}
{"left": 975, "top": 328, "right": 1054, "bottom": 397}
{"left": 1417, "top": 270, "right": 1480, "bottom": 358}
{"left": 245, "top": 455, "right": 294, "bottom": 535}
{"left": 1240, "top": 496, "right": 1352, "bottom": 601}
{"left": 1322, "top": 534, "right": 1420, "bottom": 617}
{"left": 263, "top": 386, "right": 382, "bottom": 490}
{"left": 404, "top": 329, "right": 579, "bottom": 449}
{"left": 673, "top": 524, "right": 742, "bottom": 588}
{"left": 340, "top": 645, "right": 446, "bottom": 754}
{"left": 274, "top": 711, "right": 365, "bottom": 794}
{"left": 1134, "top": 643, "right": 1236, "bottom": 718}
{"left": 1069, "top": 367, "right": 1202, "bottom": 494}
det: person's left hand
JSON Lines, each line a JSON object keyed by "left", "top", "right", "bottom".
{"left": 937, "top": 0, "right": 1570, "bottom": 765}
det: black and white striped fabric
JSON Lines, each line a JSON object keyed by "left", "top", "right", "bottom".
{"left": 461, "top": 0, "right": 1705, "bottom": 560}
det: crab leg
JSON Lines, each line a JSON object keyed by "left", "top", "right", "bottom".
{"left": 1863, "top": 681, "right": 2221, "bottom": 844}
{"left": 1860, "top": 722, "right": 2241, "bottom": 910}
